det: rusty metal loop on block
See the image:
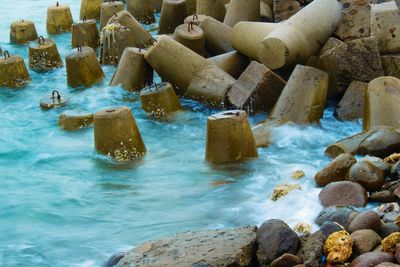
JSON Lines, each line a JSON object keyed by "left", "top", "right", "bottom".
{"left": 3, "top": 50, "right": 10, "bottom": 59}
{"left": 113, "top": 11, "right": 118, "bottom": 17}
{"left": 56, "top": 1, "right": 59, "bottom": 7}
{"left": 51, "top": 90, "right": 61, "bottom": 102}
{"left": 38, "top": 36, "right": 46, "bottom": 45}
{"left": 193, "top": 14, "right": 198, "bottom": 20}
{"left": 82, "top": 16, "right": 87, "bottom": 22}
{"left": 187, "top": 22, "right": 194, "bottom": 32}
{"left": 77, "top": 45, "right": 82, "bottom": 52}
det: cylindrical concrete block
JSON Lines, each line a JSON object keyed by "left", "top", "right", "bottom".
{"left": 207, "top": 51, "right": 250, "bottom": 79}
{"left": 260, "top": 0, "right": 342, "bottom": 69}
{"left": 184, "top": 14, "right": 208, "bottom": 26}
{"left": 363, "top": 76, "right": 400, "bottom": 131}
{"left": 110, "top": 47, "right": 153, "bottom": 92}
{"left": 100, "top": 1, "right": 124, "bottom": 30}
{"left": 72, "top": 19, "right": 100, "bottom": 48}
{"left": 127, "top": 0, "right": 155, "bottom": 24}
{"left": 152, "top": 0, "right": 163, "bottom": 12}
{"left": 144, "top": 35, "right": 209, "bottom": 92}
{"left": 10, "top": 20, "right": 38, "bottom": 44}
{"left": 223, "top": 0, "right": 260, "bottom": 27}
{"left": 106, "top": 10, "right": 153, "bottom": 49}
{"left": 94, "top": 106, "right": 146, "bottom": 161}
{"left": 325, "top": 131, "right": 370, "bottom": 158}
{"left": 260, "top": 1, "right": 273, "bottom": 22}
{"left": 80, "top": 0, "right": 102, "bottom": 20}
{"left": 231, "top": 21, "right": 278, "bottom": 61}
{"left": 186, "top": 0, "right": 197, "bottom": 15}
{"left": 205, "top": 110, "right": 258, "bottom": 163}
{"left": 66, "top": 46, "right": 105, "bottom": 88}
{"left": 59, "top": 113, "right": 94, "bottom": 131}
{"left": 39, "top": 90, "right": 70, "bottom": 109}
{"left": 47, "top": 3, "right": 74, "bottom": 34}
{"left": 140, "top": 82, "right": 181, "bottom": 117}
{"left": 173, "top": 23, "right": 205, "bottom": 55}
{"left": 270, "top": 64, "right": 328, "bottom": 124}
{"left": 196, "top": 0, "right": 226, "bottom": 21}
{"left": 199, "top": 16, "right": 234, "bottom": 56}
{"left": 28, "top": 37, "right": 63, "bottom": 72}
{"left": 0, "top": 51, "right": 30, "bottom": 88}
{"left": 158, "top": 0, "right": 188, "bottom": 34}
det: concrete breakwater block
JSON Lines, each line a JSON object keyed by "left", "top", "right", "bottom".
{"left": 71, "top": 19, "right": 100, "bottom": 49}
{"left": 223, "top": 0, "right": 260, "bottom": 27}
{"left": 184, "top": 14, "right": 208, "bottom": 26}
{"left": 334, "top": 81, "right": 367, "bottom": 121}
{"left": 381, "top": 54, "right": 400, "bottom": 79}
{"left": 99, "top": 1, "right": 124, "bottom": 30}
{"left": 58, "top": 113, "right": 94, "bottom": 131}
{"left": 46, "top": 2, "right": 73, "bottom": 34}
{"left": 205, "top": 110, "right": 258, "bottom": 164}
{"left": 173, "top": 23, "right": 205, "bottom": 56}
{"left": 196, "top": 0, "right": 226, "bottom": 22}
{"left": 66, "top": 46, "right": 104, "bottom": 88}
{"left": 80, "top": 0, "right": 102, "bottom": 20}
{"left": 325, "top": 131, "right": 371, "bottom": 158}
{"left": 39, "top": 90, "right": 69, "bottom": 110}
{"left": 110, "top": 47, "right": 153, "bottom": 92}
{"left": 28, "top": 37, "right": 63, "bottom": 72}
{"left": 199, "top": 16, "right": 234, "bottom": 56}
{"left": 364, "top": 76, "right": 400, "bottom": 131}
{"left": 140, "top": 82, "right": 181, "bottom": 117}
{"left": 0, "top": 51, "right": 30, "bottom": 88}
{"left": 260, "top": 0, "right": 342, "bottom": 70}
{"left": 227, "top": 61, "right": 286, "bottom": 114}
{"left": 319, "top": 36, "right": 384, "bottom": 98}
{"left": 94, "top": 106, "right": 146, "bottom": 161}
{"left": 116, "top": 226, "right": 257, "bottom": 266}
{"left": 207, "top": 51, "right": 250, "bottom": 79}
{"left": 10, "top": 19, "right": 38, "bottom": 44}
{"left": 158, "top": 0, "right": 187, "bottom": 34}
{"left": 127, "top": 0, "right": 155, "bottom": 25}
{"left": 273, "top": 0, "right": 300, "bottom": 22}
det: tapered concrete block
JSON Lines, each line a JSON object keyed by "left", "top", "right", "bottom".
{"left": 66, "top": 46, "right": 104, "bottom": 88}
{"left": 0, "top": 51, "right": 30, "bottom": 88}
{"left": 72, "top": 19, "right": 100, "bottom": 48}
{"left": 47, "top": 3, "right": 73, "bottom": 34}
{"left": 94, "top": 106, "right": 146, "bottom": 161}
{"left": 223, "top": 0, "right": 260, "bottom": 27}
{"left": 325, "top": 131, "right": 370, "bottom": 158}
{"left": 158, "top": 0, "right": 187, "bottom": 34}
{"left": 320, "top": 37, "right": 343, "bottom": 56}
{"left": 59, "top": 113, "right": 94, "bottom": 131}
{"left": 39, "top": 90, "right": 69, "bottom": 109}
{"left": 10, "top": 20, "right": 38, "bottom": 44}
{"left": 110, "top": 47, "right": 153, "bottom": 92}
{"left": 196, "top": 0, "right": 226, "bottom": 21}
{"left": 206, "top": 110, "right": 258, "bottom": 163}
{"left": 173, "top": 23, "right": 205, "bottom": 55}
{"left": 334, "top": 0, "right": 371, "bottom": 41}
{"left": 381, "top": 54, "right": 400, "bottom": 79}
{"left": 152, "top": 0, "right": 163, "bottom": 12}
{"left": 28, "top": 37, "right": 63, "bottom": 71}
{"left": 334, "top": 81, "right": 366, "bottom": 121}
{"left": 144, "top": 35, "right": 208, "bottom": 92}
{"left": 140, "top": 82, "right": 181, "bottom": 117}
{"left": 231, "top": 21, "right": 279, "bottom": 61}
{"left": 80, "top": 0, "right": 102, "bottom": 20}
{"left": 371, "top": 2, "right": 400, "bottom": 54}
{"left": 260, "top": 0, "right": 342, "bottom": 70}
{"left": 184, "top": 14, "right": 208, "bottom": 26}
{"left": 319, "top": 37, "right": 384, "bottom": 98}
{"left": 364, "top": 76, "right": 400, "bottom": 131}
{"left": 127, "top": 0, "right": 155, "bottom": 24}
{"left": 186, "top": 0, "right": 197, "bottom": 15}
{"left": 199, "top": 16, "right": 234, "bottom": 56}
{"left": 273, "top": 0, "right": 300, "bottom": 22}
{"left": 260, "top": 1, "right": 273, "bottom": 22}
{"left": 100, "top": 1, "right": 124, "bottom": 30}
{"left": 227, "top": 61, "right": 286, "bottom": 114}
{"left": 207, "top": 51, "right": 250, "bottom": 79}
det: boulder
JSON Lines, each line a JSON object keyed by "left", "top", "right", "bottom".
{"left": 116, "top": 226, "right": 258, "bottom": 267}
{"left": 256, "top": 219, "right": 299, "bottom": 265}
{"left": 359, "top": 126, "right": 400, "bottom": 158}
{"left": 350, "top": 252, "right": 396, "bottom": 267}
{"left": 296, "top": 231, "right": 324, "bottom": 266}
{"left": 363, "top": 156, "right": 392, "bottom": 176}
{"left": 370, "top": 191, "right": 397, "bottom": 203}
{"left": 351, "top": 229, "right": 382, "bottom": 255}
{"left": 325, "top": 131, "right": 370, "bottom": 158}
{"left": 381, "top": 223, "right": 400, "bottom": 239}
{"left": 334, "top": 81, "right": 366, "bottom": 121}
{"left": 320, "top": 221, "right": 346, "bottom": 238}
{"left": 349, "top": 211, "right": 382, "bottom": 233}
{"left": 314, "top": 153, "right": 356, "bottom": 187}
{"left": 270, "top": 253, "right": 302, "bottom": 267}
{"left": 319, "top": 181, "right": 368, "bottom": 207}
{"left": 376, "top": 263, "right": 400, "bottom": 267}
{"left": 315, "top": 206, "right": 355, "bottom": 229}
{"left": 348, "top": 161, "right": 385, "bottom": 192}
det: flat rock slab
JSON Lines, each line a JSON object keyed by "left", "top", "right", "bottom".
{"left": 117, "top": 226, "right": 258, "bottom": 267}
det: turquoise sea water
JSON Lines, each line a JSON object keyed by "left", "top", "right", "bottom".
{"left": 0, "top": 1, "right": 361, "bottom": 266}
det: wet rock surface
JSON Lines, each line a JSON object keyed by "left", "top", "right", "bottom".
{"left": 319, "top": 181, "right": 368, "bottom": 207}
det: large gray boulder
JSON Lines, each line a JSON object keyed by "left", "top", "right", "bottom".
{"left": 116, "top": 226, "right": 258, "bottom": 267}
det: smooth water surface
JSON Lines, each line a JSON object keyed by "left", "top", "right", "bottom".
{"left": 0, "top": 1, "right": 361, "bottom": 266}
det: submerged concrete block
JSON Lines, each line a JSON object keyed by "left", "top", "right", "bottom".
{"left": 0, "top": 51, "right": 30, "bottom": 88}
{"left": 140, "top": 82, "right": 181, "bottom": 117}
{"left": 29, "top": 37, "right": 63, "bottom": 71}
{"left": 46, "top": 3, "right": 73, "bottom": 34}
{"left": 10, "top": 19, "right": 38, "bottom": 44}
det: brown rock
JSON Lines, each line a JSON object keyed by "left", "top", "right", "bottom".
{"left": 351, "top": 229, "right": 382, "bottom": 255}
{"left": 370, "top": 191, "right": 397, "bottom": 203}
{"left": 348, "top": 161, "right": 385, "bottom": 192}
{"left": 350, "top": 252, "right": 395, "bottom": 267}
{"left": 319, "top": 36, "right": 384, "bottom": 98}
{"left": 116, "top": 226, "right": 258, "bottom": 267}
{"left": 381, "top": 223, "right": 400, "bottom": 239}
{"left": 359, "top": 126, "right": 400, "bottom": 159}
{"left": 349, "top": 211, "right": 382, "bottom": 233}
{"left": 314, "top": 153, "right": 356, "bottom": 187}
{"left": 296, "top": 231, "right": 324, "bottom": 266}
{"left": 270, "top": 253, "right": 302, "bottom": 267}
{"left": 319, "top": 181, "right": 368, "bottom": 207}
{"left": 334, "top": 81, "right": 366, "bottom": 121}
{"left": 395, "top": 243, "right": 400, "bottom": 262}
